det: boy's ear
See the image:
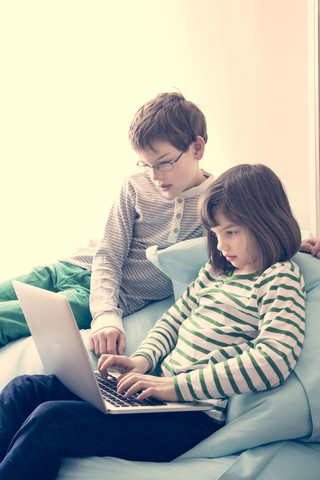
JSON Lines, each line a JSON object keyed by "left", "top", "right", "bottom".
{"left": 193, "top": 136, "right": 205, "bottom": 160}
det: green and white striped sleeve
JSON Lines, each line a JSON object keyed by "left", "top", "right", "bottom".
{"left": 133, "top": 270, "right": 203, "bottom": 370}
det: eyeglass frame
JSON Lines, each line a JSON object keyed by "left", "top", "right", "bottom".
{"left": 136, "top": 145, "right": 190, "bottom": 172}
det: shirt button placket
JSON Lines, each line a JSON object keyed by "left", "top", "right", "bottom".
{"left": 167, "top": 197, "right": 184, "bottom": 243}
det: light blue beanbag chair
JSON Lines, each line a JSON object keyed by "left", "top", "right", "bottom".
{"left": 0, "top": 237, "right": 319, "bottom": 479}
{"left": 146, "top": 237, "right": 320, "bottom": 477}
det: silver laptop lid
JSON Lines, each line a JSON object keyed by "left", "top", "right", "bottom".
{"left": 12, "top": 280, "right": 107, "bottom": 413}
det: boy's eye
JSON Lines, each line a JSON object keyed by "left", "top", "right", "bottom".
{"left": 156, "top": 162, "right": 173, "bottom": 171}
{"left": 136, "top": 161, "right": 174, "bottom": 172}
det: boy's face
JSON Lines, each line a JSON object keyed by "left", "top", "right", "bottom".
{"left": 138, "top": 139, "right": 206, "bottom": 199}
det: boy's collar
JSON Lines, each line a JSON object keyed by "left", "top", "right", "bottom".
{"left": 176, "top": 171, "right": 214, "bottom": 199}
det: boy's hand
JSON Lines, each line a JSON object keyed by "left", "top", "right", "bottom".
{"left": 300, "top": 237, "right": 320, "bottom": 258}
{"left": 88, "top": 327, "right": 126, "bottom": 356}
{"left": 117, "top": 372, "right": 179, "bottom": 403}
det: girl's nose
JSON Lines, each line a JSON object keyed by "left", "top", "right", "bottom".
{"left": 217, "top": 238, "right": 228, "bottom": 252}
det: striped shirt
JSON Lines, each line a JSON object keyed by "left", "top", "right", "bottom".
{"left": 59, "top": 238, "right": 99, "bottom": 271}
{"left": 83, "top": 170, "right": 214, "bottom": 333}
{"left": 134, "top": 260, "right": 306, "bottom": 422}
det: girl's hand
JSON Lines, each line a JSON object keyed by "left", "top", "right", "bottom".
{"left": 117, "top": 372, "right": 179, "bottom": 402}
{"left": 97, "top": 354, "right": 149, "bottom": 377}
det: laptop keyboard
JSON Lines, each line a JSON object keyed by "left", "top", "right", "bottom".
{"left": 94, "top": 372, "right": 166, "bottom": 408}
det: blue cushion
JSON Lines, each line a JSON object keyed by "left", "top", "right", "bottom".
{"left": 147, "top": 237, "right": 207, "bottom": 299}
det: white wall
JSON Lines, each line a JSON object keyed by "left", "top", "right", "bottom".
{"left": 0, "top": 0, "right": 317, "bottom": 280}
{"left": 200, "top": 0, "right": 315, "bottom": 233}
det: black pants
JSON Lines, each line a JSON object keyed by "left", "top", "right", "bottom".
{"left": 0, "top": 374, "right": 222, "bottom": 480}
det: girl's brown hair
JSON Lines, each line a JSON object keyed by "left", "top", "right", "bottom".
{"left": 199, "top": 164, "right": 301, "bottom": 275}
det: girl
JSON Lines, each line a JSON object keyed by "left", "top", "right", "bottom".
{"left": 0, "top": 164, "right": 305, "bottom": 480}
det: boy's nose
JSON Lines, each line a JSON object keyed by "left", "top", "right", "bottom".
{"left": 150, "top": 167, "right": 164, "bottom": 181}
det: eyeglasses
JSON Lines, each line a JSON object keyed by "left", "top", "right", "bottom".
{"left": 136, "top": 146, "right": 189, "bottom": 172}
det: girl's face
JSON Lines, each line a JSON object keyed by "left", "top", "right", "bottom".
{"left": 210, "top": 210, "right": 258, "bottom": 275}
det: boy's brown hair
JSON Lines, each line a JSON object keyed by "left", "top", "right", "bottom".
{"left": 129, "top": 92, "right": 208, "bottom": 152}
{"left": 199, "top": 163, "right": 301, "bottom": 275}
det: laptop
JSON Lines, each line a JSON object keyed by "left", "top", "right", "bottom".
{"left": 13, "top": 280, "right": 212, "bottom": 415}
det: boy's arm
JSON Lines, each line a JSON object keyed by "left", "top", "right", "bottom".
{"left": 300, "top": 237, "right": 320, "bottom": 258}
{"left": 89, "top": 179, "right": 136, "bottom": 355}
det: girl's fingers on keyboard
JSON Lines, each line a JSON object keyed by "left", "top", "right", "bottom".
{"left": 98, "top": 354, "right": 134, "bottom": 375}
{"left": 117, "top": 374, "right": 178, "bottom": 402}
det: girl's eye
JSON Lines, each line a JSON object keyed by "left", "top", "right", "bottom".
{"left": 226, "top": 230, "right": 237, "bottom": 236}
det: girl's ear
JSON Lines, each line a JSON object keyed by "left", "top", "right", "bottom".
{"left": 193, "top": 135, "right": 205, "bottom": 160}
